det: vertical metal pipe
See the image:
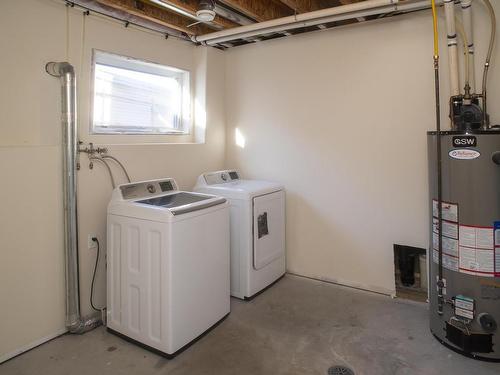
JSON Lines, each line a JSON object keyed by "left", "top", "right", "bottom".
{"left": 46, "top": 62, "right": 101, "bottom": 333}
{"left": 435, "top": 62, "right": 445, "bottom": 316}
{"left": 433, "top": 56, "right": 445, "bottom": 315}
{"left": 461, "top": 0, "right": 476, "bottom": 93}
{"left": 430, "top": 0, "right": 445, "bottom": 316}
{"left": 444, "top": 0, "right": 460, "bottom": 96}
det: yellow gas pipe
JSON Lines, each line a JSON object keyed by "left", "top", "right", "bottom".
{"left": 431, "top": 0, "right": 439, "bottom": 59}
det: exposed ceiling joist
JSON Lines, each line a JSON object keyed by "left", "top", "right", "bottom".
{"left": 214, "top": 3, "right": 255, "bottom": 25}
{"left": 276, "top": 1, "right": 363, "bottom": 19}
{"left": 95, "top": 0, "right": 213, "bottom": 35}
{"left": 277, "top": 0, "right": 327, "bottom": 14}
{"left": 72, "top": 0, "right": 190, "bottom": 39}
{"left": 147, "top": 0, "right": 239, "bottom": 29}
{"left": 218, "top": 0, "right": 294, "bottom": 22}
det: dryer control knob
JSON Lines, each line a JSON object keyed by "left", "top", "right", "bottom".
{"left": 147, "top": 184, "right": 156, "bottom": 194}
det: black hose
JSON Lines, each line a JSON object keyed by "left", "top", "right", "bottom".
{"left": 90, "top": 237, "right": 101, "bottom": 312}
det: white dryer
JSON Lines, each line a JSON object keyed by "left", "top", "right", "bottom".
{"left": 107, "top": 178, "right": 230, "bottom": 357}
{"left": 194, "top": 170, "right": 285, "bottom": 300}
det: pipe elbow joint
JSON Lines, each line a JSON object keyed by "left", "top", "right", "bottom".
{"left": 46, "top": 62, "right": 75, "bottom": 77}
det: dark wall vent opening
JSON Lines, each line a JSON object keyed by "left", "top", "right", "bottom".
{"left": 394, "top": 244, "right": 428, "bottom": 303}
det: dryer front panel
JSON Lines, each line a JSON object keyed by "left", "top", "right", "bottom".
{"left": 253, "top": 191, "right": 285, "bottom": 270}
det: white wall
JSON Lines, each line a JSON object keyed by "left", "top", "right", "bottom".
{"left": 225, "top": 4, "right": 500, "bottom": 294}
{"left": 0, "top": 0, "right": 225, "bottom": 361}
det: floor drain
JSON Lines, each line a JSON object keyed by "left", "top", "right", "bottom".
{"left": 328, "top": 366, "right": 355, "bottom": 375}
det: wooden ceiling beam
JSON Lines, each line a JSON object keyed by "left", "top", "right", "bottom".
{"left": 218, "top": 0, "right": 294, "bottom": 22}
{"left": 72, "top": 0, "right": 189, "bottom": 39}
{"left": 147, "top": 0, "right": 239, "bottom": 29}
{"left": 276, "top": 0, "right": 326, "bottom": 14}
{"left": 94, "top": 0, "right": 213, "bottom": 35}
{"left": 338, "top": 0, "right": 365, "bottom": 4}
{"left": 275, "top": 1, "right": 366, "bottom": 15}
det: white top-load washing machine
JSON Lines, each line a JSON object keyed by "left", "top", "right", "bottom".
{"left": 107, "top": 178, "right": 230, "bottom": 357}
{"left": 194, "top": 170, "right": 285, "bottom": 300}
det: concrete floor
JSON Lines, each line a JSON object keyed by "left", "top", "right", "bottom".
{"left": 2, "top": 275, "right": 499, "bottom": 375}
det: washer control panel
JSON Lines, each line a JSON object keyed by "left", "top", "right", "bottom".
{"left": 204, "top": 170, "right": 239, "bottom": 185}
{"left": 120, "top": 178, "right": 177, "bottom": 200}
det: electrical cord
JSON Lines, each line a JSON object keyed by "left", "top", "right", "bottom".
{"left": 90, "top": 237, "right": 102, "bottom": 312}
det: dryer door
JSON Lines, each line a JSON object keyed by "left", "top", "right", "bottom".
{"left": 253, "top": 190, "right": 285, "bottom": 270}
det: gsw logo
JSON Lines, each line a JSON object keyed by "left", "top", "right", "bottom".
{"left": 452, "top": 136, "right": 477, "bottom": 148}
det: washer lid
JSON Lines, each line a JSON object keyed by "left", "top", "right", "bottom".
{"left": 109, "top": 178, "right": 227, "bottom": 219}
{"left": 136, "top": 192, "right": 226, "bottom": 216}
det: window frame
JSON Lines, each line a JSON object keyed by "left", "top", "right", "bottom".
{"left": 89, "top": 49, "right": 192, "bottom": 136}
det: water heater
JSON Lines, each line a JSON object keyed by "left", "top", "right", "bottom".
{"left": 428, "top": 130, "right": 500, "bottom": 361}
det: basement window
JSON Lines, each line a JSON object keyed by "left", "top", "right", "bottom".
{"left": 91, "top": 50, "right": 191, "bottom": 135}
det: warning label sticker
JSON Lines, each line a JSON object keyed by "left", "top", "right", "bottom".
{"left": 495, "top": 222, "right": 500, "bottom": 277}
{"left": 496, "top": 248, "right": 500, "bottom": 278}
{"left": 477, "top": 228, "right": 494, "bottom": 249}
{"left": 432, "top": 200, "right": 460, "bottom": 273}
{"left": 459, "top": 226, "right": 477, "bottom": 248}
{"left": 477, "top": 249, "right": 495, "bottom": 273}
{"left": 432, "top": 210, "right": 459, "bottom": 273}
{"left": 458, "top": 224, "right": 495, "bottom": 277}
{"left": 495, "top": 222, "right": 500, "bottom": 246}
{"left": 433, "top": 249, "right": 459, "bottom": 272}
{"left": 431, "top": 200, "right": 499, "bottom": 277}
{"left": 433, "top": 200, "right": 458, "bottom": 223}
{"left": 433, "top": 218, "right": 458, "bottom": 239}
{"left": 433, "top": 232, "right": 458, "bottom": 256}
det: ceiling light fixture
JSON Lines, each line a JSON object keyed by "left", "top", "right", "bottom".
{"left": 196, "top": 0, "right": 216, "bottom": 22}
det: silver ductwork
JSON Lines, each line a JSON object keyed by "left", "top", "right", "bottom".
{"left": 46, "top": 62, "right": 101, "bottom": 334}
